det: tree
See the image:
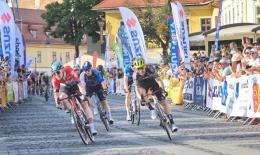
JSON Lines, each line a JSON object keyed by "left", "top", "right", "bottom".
{"left": 42, "top": 0, "right": 102, "bottom": 59}
{"left": 135, "top": 1, "right": 171, "bottom": 64}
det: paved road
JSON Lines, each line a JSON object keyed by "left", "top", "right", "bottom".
{"left": 0, "top": 95, "right": 260, "bottom": 155}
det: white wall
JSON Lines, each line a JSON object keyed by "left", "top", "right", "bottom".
{"left": 222, "top": 0, "right": 259, "bottom": 25}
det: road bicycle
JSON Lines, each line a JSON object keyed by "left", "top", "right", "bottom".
{"left": 91, "top": 92, "right": 110, "bottom": 131}
{"left": 144, "top": 89, "right": 173, "bottom": 140}
{"left": 129, "top": 84, "right": 141, "bottom": 125}
{"left": 59, "top": 81, "right": 95, "bottom": 144}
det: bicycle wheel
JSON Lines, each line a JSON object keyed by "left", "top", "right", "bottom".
{"left": 96, "top": 102, "right": 109, "bottom": 131}
{"left": 44, "top": 91, "right": 49, "bottom": 102}
{"left": 155, "top": 103, "right": 172, "bottom": 140}
{"left": 71, "top": 111, "right": 92, "bottom": 144}
{"left": 135, "top": 99, "right": 141, "bottom": 126}
{"left": 130, "top": 100, "right": 135, "bottom": 124}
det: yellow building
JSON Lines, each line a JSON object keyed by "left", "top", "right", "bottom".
{"left": 93, "top": 0, "right": 219, "bottom": 56}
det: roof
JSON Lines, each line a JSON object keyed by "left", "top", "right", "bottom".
{"left": 203, "top": 23, "right": 260, "bottom": 40}
{"left": 203, "top": 23, "right": 257, "bottom": 36}
{"left": 92, "top": 0, "right": 211, "bottom": 11}
{"left": 15, "top": 8, "right": 86, "bottom": 45}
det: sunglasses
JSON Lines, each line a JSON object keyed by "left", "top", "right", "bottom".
{"left": 85, "top": 69, "right": 91, "bottom": 73}
{"left": 54, "top": 71, "right": 61, "bottom": 75}
{"left": 137, "top": 67, "right": 144, "bottom": 70}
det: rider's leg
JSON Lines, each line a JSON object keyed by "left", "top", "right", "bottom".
{"left": 155, "top": 90, "right": 178, "bottom": 132}
{"left": 124, "top": 91, "right": 131, "bottom": 121}
{"left": 59, "top": 92, "right": 71, "bottom": 110}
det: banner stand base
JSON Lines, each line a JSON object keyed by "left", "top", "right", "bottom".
{"left": 230, "top": 117, "right": 237, "bottom": 122}
{"left": 247, "top": 118, "right": 260, "bottom": 125}
{"left": 243, "top": 118, "right": 251, "bottom": 125}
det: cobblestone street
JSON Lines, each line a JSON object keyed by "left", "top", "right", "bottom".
{"left": 0, "top": 95, "right": 260, "bottom": 155}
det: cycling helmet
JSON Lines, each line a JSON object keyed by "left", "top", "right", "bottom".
{"left": 82, "top": 61, "right": 92, "bottom": 71}
{"left": 133, "top": 57, "right": 145, "bottom": 69}
{"left": 51, "top": 61, "right": 62, "bottom": 72}
{"left": 97, "top": 65, "right": 104, "bottom": 71}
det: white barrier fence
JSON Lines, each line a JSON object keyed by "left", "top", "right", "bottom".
{"left": 183, "top": 74, "right": 260, "bottom": 124}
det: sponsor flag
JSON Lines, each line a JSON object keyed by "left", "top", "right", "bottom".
{"left": 168, "top": 17, "right": 179, "bottom": 75}
{"left": 214, "top": 0, "right": 223, "bottom": 53}
{"left": 0, "top": 1, "right": 16, "bottom": 75}
{"left": 119, "top": 7, "right": 147, "bottom": 61}
{"left": 15, "top": 24, "right": 25, "bottom": 65}
{"left": 171, "top": 2, "right": 191, "bottom": 70}
{"left": 118, "top": 23, "right": 132, "bottom": 73}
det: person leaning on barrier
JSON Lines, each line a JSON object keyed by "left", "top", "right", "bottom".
{"left": 246, "top": 48, "right": 260, "bottom": 74}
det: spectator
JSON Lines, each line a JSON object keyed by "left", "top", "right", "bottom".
{"left": 247, "top": 48, "right": 260, "bottom": 74}
{"left": 253, "top": 38, "right": 260, "bottom": 50}
{"left": 231, "top": 52, "right": 243, "bottom": 77}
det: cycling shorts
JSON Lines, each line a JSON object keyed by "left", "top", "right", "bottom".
{"left": 136, "top": 81, "right": 165, "bottom": 101}
{"left": 86, "top": 84, "right": 106, "bottom": 101}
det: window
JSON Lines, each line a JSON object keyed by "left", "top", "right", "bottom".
{"left": 229, "top": 10, "right": 231, "bottom": 24}
{"left": 37, "top": 51, "right": 41, "bottom": 63}
{"left": 215, "top": 16, "right": 218, "bottom": 28}
{"left": 257, "top": 18, "right": 260, "bottom": 24}
{"left": 186, "top": 19, "right": 190, "bottom": 34}
{"left": 200, "top": 18, "right": 211, "bottom": 31}
{"left": 257, "top": 6, "right": 260, "bottom": 14}
{"left": 35, "top": 0, "right": 40, "bottom": 9}
{"left": 233, "top": 8, "right": 235, "bottom": 23}
{"left": 66, "top": 52, "right": 70, "bottom": 63}
{"left": 52, "top": 52, "right": 56, "bottom": 62}
{"left": 59, "top": 53, "right": 63, "bottom": 63}
{"left": 30, "top": 30, "right": 37, "bottom": 38}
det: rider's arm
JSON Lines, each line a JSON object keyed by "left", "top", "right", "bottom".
{"left": 52, "top": 78, "right": 60, "bottom": 103}
{"left": 94, "top": 70, "right": 107, "bottom": 89}
{"left": 79, "top": 72, "right": 87, "bottom": 95}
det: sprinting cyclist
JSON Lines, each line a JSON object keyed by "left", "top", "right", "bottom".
{"left": 133, "top": 57, "right": 178, "bottom": 132}
{"left": 51, "top": 61, "right": 97, "bottom": 135}
{"left": 80, "top": 61, "right": 114, "bottom": 125}
{"left": 123, "top": 65, "right": 134, "bottom": 121}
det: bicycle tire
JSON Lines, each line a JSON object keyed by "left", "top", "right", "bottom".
{"left": 80, "top": 109, "right": 95, "bottom": 143}
{"left": 129, "top": 96, "right": 135, "bottom": 124}
{"left": 97, "top": 102, "right": 110, "bottom": 131}
{"left": 155, "top": 103, "right": 172, "bottom": 140}
{"left": 136, "top": 99, "right": 141, "bottom": 126}
{"left": 44, "top": 93, "right": 49, "bottom": 102}
{"left": 71, "top": 111, "right": 90, "bottom": 145}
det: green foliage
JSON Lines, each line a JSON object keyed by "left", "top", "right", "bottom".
{"left": 41, "top": 0, "right": 102, "bottom": 47}
{"left": 134, "top": 1, "right": 171, "bottom": 63}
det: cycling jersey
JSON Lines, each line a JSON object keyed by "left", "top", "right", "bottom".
{"left": 52, "top": 66, "right": 79, "bottom": 91}
{"left": 80, "top": 69, "right": 105, "bottom": 101}
{"left": 135, "top": 65, "right": 165, "bottom": 101}
{"left": 124, "top": 66, "right": 134, "bottom": 82}
{"left": 80, "top": 69, "right": 104, "bottom": 87}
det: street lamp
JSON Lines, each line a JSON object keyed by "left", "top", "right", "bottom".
{"left": 98, "top": 17, "right": 105, "bottom": 44}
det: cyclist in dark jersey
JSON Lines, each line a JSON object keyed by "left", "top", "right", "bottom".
{"left": 80, "top": 61, "right": 114, "bottom": 125}
{"left": 124, "top": 65, "right": 134, "bottom": 121}
{"left": 133, "top": 57, "right": 178, "bottom": 132}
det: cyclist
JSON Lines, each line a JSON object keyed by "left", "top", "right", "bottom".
{"left": 123, "top": 64, "right": 134, "bottom": 121}
{"left": 51, "top": 61, "right": 97, "bottom": 135}
{"left": 80, "top": 61, "right": 114, "bottom": 125}
{"left": 133, "top": 57, "right": 178, "bottom": 132}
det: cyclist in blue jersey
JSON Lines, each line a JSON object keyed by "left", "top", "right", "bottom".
{"left": 123, "top": 65, "right": 134, "bottom": 121}
{"left": 80, "top": 61, "right": 114, "bottom": 125}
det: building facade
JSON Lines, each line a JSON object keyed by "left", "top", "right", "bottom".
{"left": 222, "top": 0, "right": 260, "bottom": 25}
{"left": 15, "top": 8, "right": 88, "bottom": 74}
{"left": 93, "top": 0, "right": 219, "bottom": 55}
